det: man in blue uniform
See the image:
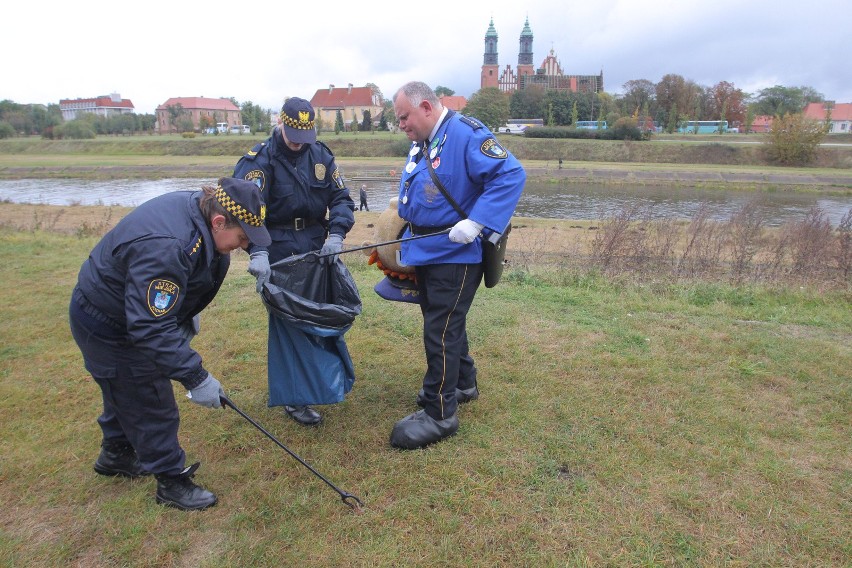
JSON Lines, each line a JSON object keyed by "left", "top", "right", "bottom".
{"left": 69, "top": 178, "right": 271, "bottom": 510}
{"left": 234, "top": 97, "right": 355, "bottom": 426}
{"left": 390, "top": 81, "right": 526, "bottom": 449}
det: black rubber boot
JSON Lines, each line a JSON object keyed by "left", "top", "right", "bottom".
{"left": 155, "top": 462, "right": 217, "bottom": 511}
{"left": 93, "top": 440, "right": 150, "bottom": 478}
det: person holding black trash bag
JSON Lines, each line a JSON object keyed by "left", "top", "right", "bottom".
{"left": 389, "top": 81, "right": 525, "bottom": 450}
{"left": 69, "top": 178, "right": 271, "bottom": 510}
{"left": 234, "top": 96, "right": 355, "bottom": 426}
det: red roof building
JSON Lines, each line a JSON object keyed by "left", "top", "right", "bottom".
{"left": 59, "top": 93, "right": 135, "bottom": 121}
{"left": 155, "top": 97, "right": 241, "bottom": 133}
{"left": 440, "top": 95, "right": 467, "bottom": 112}
{"left": 309, "top": 84, "right": 384, "bottom": 131}
{"left": 749, "top": 115, "right": 774, "bottom": 133}
{"left": 803, "top": 101, "right": 852, "bottom": 134}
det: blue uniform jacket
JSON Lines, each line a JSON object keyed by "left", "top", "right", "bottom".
{"left": 397, "top": 111, "right": 526, "bottom": 265}
{"left": 233, "top": 128, "right": 355, "bottom": 247}
{"left": 75, "top": 191, "right": 228, "bottom": 389}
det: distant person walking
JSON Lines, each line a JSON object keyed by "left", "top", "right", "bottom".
{"left": 359, "top": 184, "right": 369, "bottom": 211}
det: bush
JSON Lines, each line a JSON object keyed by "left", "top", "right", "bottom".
{"left": 55, "top": 121, "right": 96, "bottom": 139}
{"left": 765, "top": 113, "right": 828, "bottom": 166}
{"left": 0, "top": 122, "right": 15, "bottom": 139}
{"left": 525, "top": 124, "right": 643, "bottom": 141}
{"left": 181, "top": 132, "right": 196, "bottom": 138}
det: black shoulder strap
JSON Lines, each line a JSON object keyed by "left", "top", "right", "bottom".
{"left": 424, "top": 147, "right": 467, "bottom": 220}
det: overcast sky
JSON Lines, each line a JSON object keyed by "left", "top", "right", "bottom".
{"left": 3, "top": 0, "right": 849, "bottom": 115}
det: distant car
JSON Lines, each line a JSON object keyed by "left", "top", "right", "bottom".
{"left": 216, "top": 122, "right": 228, "bottom": 134}
{"left": 230, "top": 124, "right": 251, "bottom": 134}
{"left": 499, "top": 124, "right": 527, "bottom": 134}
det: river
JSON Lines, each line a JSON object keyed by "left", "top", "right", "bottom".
{"left": 1, "top": 178, "right": 850, "bottom": 227}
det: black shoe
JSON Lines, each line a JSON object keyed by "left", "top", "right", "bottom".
{"left": 93, "top": 440, "right": 150, "bottom": 478}
{"left": 155, "top": 462, "right": 217, "bottom": 511}
{"left": 284, "top": 405, "right": 322, "bottom": 426}
{"left": 415, "top": 386, "right": 479, "bottom": 408}
{"left": 390, "top": 410, "right": 459, "bottom": 450}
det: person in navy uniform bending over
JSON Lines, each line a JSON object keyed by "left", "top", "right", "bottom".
{"left": 69, "top": 178, "right": 271, "bottom": 510}
{"left": 233, "top": 97, "right": 355, "bottom": 426}
{"left": 390, "top": 81, "right": 526, "bottom": 449}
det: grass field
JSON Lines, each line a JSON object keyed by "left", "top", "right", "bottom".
{"left": 0, "top": 206, "right": 849, "bottom": 566}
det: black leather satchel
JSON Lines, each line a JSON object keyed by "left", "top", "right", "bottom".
{"left": 424, "top": 151, "right": 510, "bottom": 288}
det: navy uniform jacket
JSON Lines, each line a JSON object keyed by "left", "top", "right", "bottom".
{"left": 74, "top": 191, "right": 227, "bottom": 389}
{"left": 397, "top": 111, "right": 526, "bottom": 265}
{"left": 233, "top": 128, "right": 354, "bottom": 247}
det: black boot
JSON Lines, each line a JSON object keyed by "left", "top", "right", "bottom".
{"left": 155, "top": 462, "right": 217, "bottom": 511}
{"left": 390, "top": 410, "right": 459, "bottom": 450}
{"left": 93, "top": 440, "right": 149, "bottom": 478}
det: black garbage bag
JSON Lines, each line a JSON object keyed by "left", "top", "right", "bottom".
{"left": 263, "top": 253, "right": 362, "bottom": 335}
{"left": 261, "top": 253, "right": 362, "bottom": 406}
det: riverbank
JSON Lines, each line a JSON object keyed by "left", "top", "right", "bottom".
{"left": 2, "top": 155, "right": 851, "bottom": 193}
{"left": 1, "top": 134, "right": 851, "bottom": 192}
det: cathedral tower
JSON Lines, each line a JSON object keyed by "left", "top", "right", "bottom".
{"left": 481, "top": 18, "right": 499, "bottom": 89}
{"left": 517, "top": 17, "right": 535, "bottom": 81}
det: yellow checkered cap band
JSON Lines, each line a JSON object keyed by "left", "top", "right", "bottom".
{"left": 215, "top": 185, "right": 265, "bottom": 227}
{"left": 280, "top": 110, "right": 315, "bottom": 130}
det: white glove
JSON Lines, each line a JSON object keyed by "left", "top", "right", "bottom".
{"left": 188, "top": 373, "right": 224, "bottom": 409}
{"left": 448, "top": 219, "right": 484, "bottom": 244}
{"left": 321, "top": 234, "right": 344, "bottom": 256}
{"left": 248, "top": 250, "right": 271, "bottom": 293}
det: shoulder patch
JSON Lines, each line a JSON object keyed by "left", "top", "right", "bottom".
{"left": 147, "top": 279, "right": 180, "bottom": 317}
{"left": 480, "top": 138, "right": 508, "bottom": 159}
{"left": 459, "top": 115, "right": 483, "bottom": 129}
{"left": 243, "top": 169, "right": 266, "bottom": 191}
{"left": 332, "top": 167, "right": 345, "bottom": 189}
{"left": 243, "top": 142, "right": 266, "bottom": 160}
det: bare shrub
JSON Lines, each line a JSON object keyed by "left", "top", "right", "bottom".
{"left": 782, "top": 206, "right": 834, "bottom": 279}
{"left": 645, "top": 216, "right": 681, "bottom": 274}
{"left": 591, "top": 204, "right": 652, "bottom": 274}
{"left": 832, "top": 208, "right": 852, "bottom": 282}
{"left": 725, "top": 199, "right": 766, "bottom": 283}
{"left": 677, "top": 205, "right": 724, "bottom": 278}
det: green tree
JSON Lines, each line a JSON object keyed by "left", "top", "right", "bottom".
{"left": 361, "top": 109, "right": 372, "bottom": 132}
{"left": 765, "top": 112, "right": 828, "bottom": 165}
{"left": 571, "top": 101, "right": 579, "bottom": 126}
{"left": 435, "top": 85, "right": 455, "bottom": 97}
{"left": 0, "top": 121, "right": 16, "bottom": 138}
{"left": 165, "top": 104, "right": 185, "bottom": 134}
{"left": 463, "top": 88, "right": 510, "bottom": 130}
{"left": 351, "top": 109, "right": 359, "bottom": 133}
{"left": 509, "top": 86, "right": 546, "bottom": 119}
{"left": 334, "top": 110, "right": 344, "bottom": 135}
{"left": 753, "top": 85, "right": 823, "bottom": 117}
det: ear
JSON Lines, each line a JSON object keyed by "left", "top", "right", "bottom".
{"left": 211, "top": 214, "right": 226, "bottom": 231}
{"left": 420, "top": 99, "right": 434, "bottom": 115}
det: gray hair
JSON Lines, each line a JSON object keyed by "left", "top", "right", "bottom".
{"left": 393, "top": 81, "right": 440, "bottom": 107}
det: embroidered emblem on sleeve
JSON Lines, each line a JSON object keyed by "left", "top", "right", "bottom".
{"left": 244, "top": 169, "right": 266, "bottom": 191}
{"left": 147, "top": 279, "right": 180, "bottom": 317}
{"left": 480, "top": 138, "right": 508, "bottom": 159}
{"left": 332, "top": 167, "right": 345, "bottom": 188}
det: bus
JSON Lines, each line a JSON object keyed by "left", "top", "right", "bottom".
{"left": 677, "top": 120, "right": 728, "bottom": 134}
{"left": 574, "top": 120, "right": 607, "bottom": 130}
{"left": 508, "top": 118, "right": 544, "bottom": 127}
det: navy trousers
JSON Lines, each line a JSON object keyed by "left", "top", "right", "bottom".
{"left": 414, "top": 262, "right": 482, "bottom": 421}
{"left": 69, "top": 294, "right": 185, "bottom": 476}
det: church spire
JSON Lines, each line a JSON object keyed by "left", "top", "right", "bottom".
{"left": 518, "top": 16, "right": 533, "bottom": 65}
{"left": 483, "top": 18, "right": 498, "bottom": 66}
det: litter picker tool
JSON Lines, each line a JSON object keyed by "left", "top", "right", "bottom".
{"left": 271, "top": 228, "right": 451, "bottom": 266}
{"left": 220, "top": 394, "right": 363, "bottom": 510}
